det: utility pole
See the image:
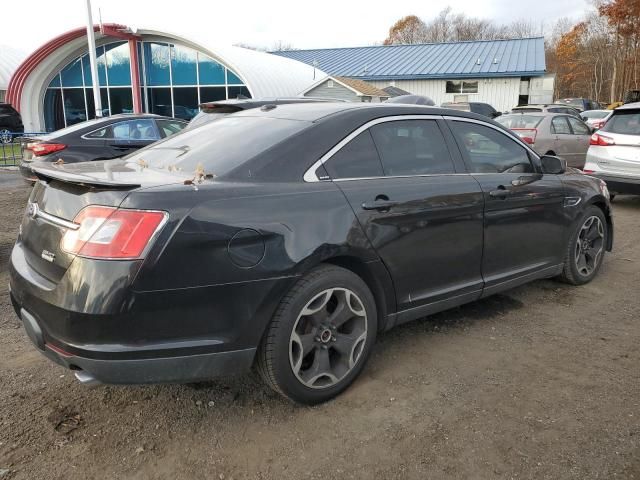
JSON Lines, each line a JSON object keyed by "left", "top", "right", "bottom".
{"left": 85, "top": 0, "right": 103, "bottom": 117}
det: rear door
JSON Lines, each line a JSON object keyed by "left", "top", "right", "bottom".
{"left": 567, "top": 116, "right": 592, "bottom": 168}
{"left": 108, "top": 119, "right": 161, "bottom": 157}
{"left": 319, "top": 116, "right": 484, "bottom": 314}
{"left": 550, "top": 116, "right": 575, "bottom": 164}
{"left": 447, "top": 118, "right": 566, "bottom": 293}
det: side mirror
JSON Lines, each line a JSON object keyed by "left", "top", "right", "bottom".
{"left": 540, "top": 155, "right": 567, "bottom": 174}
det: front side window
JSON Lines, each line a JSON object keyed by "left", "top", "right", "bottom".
{"left": 446, "top": 80, "right": 478, "bottom": 94}
{"left": 551, "top": 116, "right": 571, "bottom": 135}
{"left": 322, "top": 130, "right": 383, "bottom": 180}
{"left": 450, "top": 121, "right": 533, "bottom": 174}
{"left": 112, "top": 119, "right": 159, "bottom": 141}
{"left": 567, "top": 117, "right": 590, "bottom": 135}
{"left": 370, "top": 120, "right": 455, "bottom": 176}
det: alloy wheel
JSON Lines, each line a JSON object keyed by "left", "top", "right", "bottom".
{"left": 574, "top": 215, "right": 605, "bottom": 277}
{"left": 0, "top": 129, "right": 12, "bottom": 144}
{"left": 289, "top": 288, "right": 368, "bottom": 389}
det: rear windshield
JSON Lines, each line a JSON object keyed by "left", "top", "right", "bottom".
{"left": 601, "top": 110, "right": 640, "bottom": 135}
{"left": 496, "top": 115, "right": 543, "bottom": 129}
{"left": 512, "top": 107, "right": 542, "bottom": 113}
{"left": 122, "top": 115, "right": 309, "bottom": 176}
{"left": 441, "top": 103, "right": 470, "bottom": 111}
{"left": 558, "top": 99, "right": 583, "bottom": 108}
{"left": 582, "top": 111, "right": 609, "bottom": 119}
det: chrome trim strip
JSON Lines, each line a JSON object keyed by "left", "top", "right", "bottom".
{"left": 303, "top": 114, "right": 443, "bottom": 183}
{"left": 29, "top": 202, "right": 79, "bottom": 230}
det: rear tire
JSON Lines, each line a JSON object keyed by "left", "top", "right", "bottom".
{"left": 256, "top": 265, "right": 377, "bottom": 405}
{"left": 559, "top": 206, "right": 607, "bottom": 285}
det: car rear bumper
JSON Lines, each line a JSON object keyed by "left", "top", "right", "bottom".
{"left": 591, "top": 173, "right": 640, "bottom": 195}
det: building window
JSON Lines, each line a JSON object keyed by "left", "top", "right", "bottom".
{"left": 446, "top": 80, "right": 478, "bottom": 94}
{"left": 327, "top": 80, "right": 334, "bottom": 88}
{"left": 43, "top": 41, "right": 251, "bottom": 131}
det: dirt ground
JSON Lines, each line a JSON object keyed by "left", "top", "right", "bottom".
{"left": 0, "top": 171, "right": 638, "bottom": 480}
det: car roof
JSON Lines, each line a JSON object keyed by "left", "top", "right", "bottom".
{"left": 199, "top": 97, "right": 344, "bottom": 110}
{"left": 616, "top": 102, "right": 640, "bottom": 110}
{"left": 230, "top": 102, "right": 492, "bottom": 123}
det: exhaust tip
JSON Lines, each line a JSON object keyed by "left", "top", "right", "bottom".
{"left": 74, "top": 370, "right": 101, "bottom": 387}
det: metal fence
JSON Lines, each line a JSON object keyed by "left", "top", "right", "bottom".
{"left": 0, "top": 132, "right": 47, "bottom": 167}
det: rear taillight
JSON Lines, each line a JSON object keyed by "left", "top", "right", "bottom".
{"left": 61, "top": 206, "right": 167, "bottom": 259}
{"left": 512, "top": 128, "right": 537, "bottom": 145}
{"left": 590, "top": 133, "right": 615, "bottom": 146}
{"left": 583, "top": 169, "right": 595, "bottom": 174}
{"left": 28, "top": 142, "right": 67, "bottom": 156}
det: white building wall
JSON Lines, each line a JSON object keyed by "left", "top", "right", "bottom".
{"left": 369, "top": 77, "right": 522, "bottom": 112}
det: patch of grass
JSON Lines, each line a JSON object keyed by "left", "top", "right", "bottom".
{"left": 0, "top": 143, "right": 21, "bottom": 166}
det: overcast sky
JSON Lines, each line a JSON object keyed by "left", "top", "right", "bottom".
{"left": 2, "top": 0, "right": 593, "bottom": 54}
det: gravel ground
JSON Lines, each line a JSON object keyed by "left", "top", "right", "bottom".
{"left": 0, "top": 171, "right": 639, "bottom": 480}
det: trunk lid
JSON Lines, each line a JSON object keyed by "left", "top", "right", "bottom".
{"left": 21, "top": 160, "right": 198, "bottom": 283}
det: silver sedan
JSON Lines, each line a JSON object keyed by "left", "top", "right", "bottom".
{"left": 497, "top": 112, "right": 592, "bottom": 168}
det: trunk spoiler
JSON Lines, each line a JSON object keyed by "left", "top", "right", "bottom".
{"left": 31, "top": 165, "right": 142, "bottom": 188}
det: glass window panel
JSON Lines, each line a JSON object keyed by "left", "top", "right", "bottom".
{"left": 105, "top": 42, "right": 131, "bottom": 86}
{"left": 144, "top": 42, "right": 171, "bottom": 86}
{"left": 226, "top": 70, "right": 243, "bottom": 85}
{"left": 61, "top": 58, "right": 84, "bottom": 87}
{"left": 462, "top": 81, "right": 478, "bottom": 93}
{"left": 109, "top": 88, "right": 133, "bottom": 114}
{"left": 199, "top": 86, "right": 226, "bottom": 103}
{"left": 86, "top": 126, "right": 112, "bottom": 139}
{"left": 227, "top": 86, "right": 251, "bottom": 99}
{"left": 85, "top": 88, "right": 110, "bottom": 119}
{"left": 148, "top": 87, "right": 172, "bottom": 116}
{"left": 44, "top": 89, "right": 64, "bottom": 132}
{"left": 198, "top": 55, "right": 225, "bottom": 84}
{"left": 112, "top": 119, "right": 159, "bottom": 141}
{"left": 446, "top": 81, "right": 461, "bottom": 93}
{"left": 48, "top": 74, "right": 61, "bottom": 89}
{"left": 171, "top": 45, "right": 197, "bottom": 85}
{"left": 62, "top": 89, "right": 87, "bottom": 126}
{"left": 551, "top": 116, "right": 571, "bottom": 134}
{"left": 172, "top": 87, "right": 198, "bottom": 120}
{"left": 323, "top": 130, "right": 383, "bottom": 179}
{"left": 157, "top": 119, "right": 187, "bottom": 137}
{"left": 82, "top": 48, "right": 107, "bottom": 87}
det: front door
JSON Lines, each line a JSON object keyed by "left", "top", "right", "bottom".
{"left": 447, "top": 119, "right": 566, "bottom": 294}
{"left": 320, "top": 118, "right": 485, "bottom": 313}
{"left": 551, "top": 116, "right": 577, "bottom": 166}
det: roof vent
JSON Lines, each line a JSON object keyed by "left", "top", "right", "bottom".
{"left": 363, "top": 64, "right": 368, "bottom": 74}
{"left": 476, "top": 58, "right": 481, "bottom": 65}
{"left": 493, "top": 58, "right": 499, "bottom": 64}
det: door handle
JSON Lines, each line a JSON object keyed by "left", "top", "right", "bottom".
{"left": 362, "top": 200, "right": 398, "bottom": 211}
{"left": 489, "top": 186, "right": 512, "bottom": 199}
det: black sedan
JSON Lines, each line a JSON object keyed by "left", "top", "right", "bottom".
{"left": 20, "top": 114, "right": 186, "bottom": 180}
{"left": 10, "top": 103, "right": 613, "bottom": 404}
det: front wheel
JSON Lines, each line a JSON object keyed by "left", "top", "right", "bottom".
{"left": 256, "top": 265, "right": 377, "bottom": 404}
{"left": 559, "top": 206, "right": 607, "bottom": 285}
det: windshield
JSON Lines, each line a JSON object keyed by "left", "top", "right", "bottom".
{"left": 601, "top": 110, "right": 640, "bottom": 135}
{"left": 582, "top": 111, "right": 609, "bottom": 119}
{"left": 496, "top": 115, "right": 543, "bottom": 129}
{"left": 122, "top": 115, "right": 309, "bottom": 177}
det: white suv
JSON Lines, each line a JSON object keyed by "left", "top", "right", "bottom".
{"left": 584, "top": 102, "right": 640, "bottom": 196}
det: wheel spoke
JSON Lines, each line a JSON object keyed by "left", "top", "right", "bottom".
{"left": 576, "top": 253, "right": 588, "bottom": 274}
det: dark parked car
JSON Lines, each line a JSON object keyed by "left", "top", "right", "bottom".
{"left": 10, "top": 103, "right": 613, "bottom": 405}
{"left": 555, "top": 98, "right": 601, "bottom": 112}
{"left": 440, "top": 102, "right": 501, "bottom": 118}
{"left": 20, "top": 114, "right": 186, "bottom": 180}
{"left": 186, "top": 97, "right": 344, "bottom": 130}
{"left": 0, "top": 103, "right": 24, "bottom": 143}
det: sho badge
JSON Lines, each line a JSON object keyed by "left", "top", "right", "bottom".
{"left": 41, "top": 249, "right": 55, "bottom": 263}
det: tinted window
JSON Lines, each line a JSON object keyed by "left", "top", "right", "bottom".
{"left": 85, "top": 126, "right": 112, "bottom": 139}
{"left": 601, "top": 110, "right": 640, "bottom": 135}
{"left": 112, "top": 119, "right": 159, "bottom": 141}
{"left": 450, "top": 121, "right": 533, "bottom": 174}
{"left": 370, "top": 120, "right": 455, "bottom": 176}
{"left": 157, "top": 119, "right": 187, "bottom": 137}
{"left": 567, "top": 117, "right": 590, "bottom": 135}
{"left": 551, "top": 116, "right": 571, "bottom": 134}
{"left": 322, "top": 130, "right": 383, "bottom": 180}
{"left": 123, "top": 116, "right": 308, "bottom": 177}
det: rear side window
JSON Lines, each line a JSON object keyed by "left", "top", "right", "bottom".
{"left": 85, "top": 126, "right": 112, "bottom": 139}
{"left": 551, "top": 116, "right": 571, "bottom": 134}
{"left": 157, "top": 119, "right": 187, "bottom": 137}
{"left": 601, "top": 111, "right": 640, "bottom": 135}
{"left": 113, "top": 119, "right": 159, "bottom": 141}
{"left": 450, "top": 121, "right": 533, "bottom": 174}
{"left": 322, "top": 130, "right": 383, "bottom": 179}
{"left": 370, "top": 120, "right": 455, "bottom": 176}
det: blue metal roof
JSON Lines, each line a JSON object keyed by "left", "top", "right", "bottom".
{"left": 272, "top": 38, "right": 546, "bottom": 80}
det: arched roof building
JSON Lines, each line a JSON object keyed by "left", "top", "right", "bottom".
{"left": 7, "top": 24, "right": 325, "bottom": 132}
{"left": 0, "top": 45, "right": 26, "bottom": 103}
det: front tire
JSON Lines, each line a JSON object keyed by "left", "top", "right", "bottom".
{"left": 559, "top": 206, "right": 607, "bottom": 285}
{"left": 256, "top": 265, "right": 377, "bottom": 404}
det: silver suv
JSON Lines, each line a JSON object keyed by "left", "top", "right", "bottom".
{"left": 584, "top": 102, "right": 640, "bottom": 195}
